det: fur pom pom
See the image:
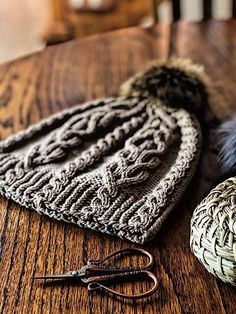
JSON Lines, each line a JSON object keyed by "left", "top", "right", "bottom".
{"left": 120, "top": 58, "right": 211, "bottom": 117}
{"left": 218, "top": 119, "right": 236, "bottom": 177}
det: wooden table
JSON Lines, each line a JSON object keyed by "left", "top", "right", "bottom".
{"left": 0, "top": 20, "right": 236, "bottom": 314}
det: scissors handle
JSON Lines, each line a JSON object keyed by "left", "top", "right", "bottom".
{"left": 87, "top": 270, "right": 158, "bottom": 299}
{"left": 88, "top": 247, "right": 154, "bottom": 270}
{"left": 85, "top": 248, "right": 158, "bottom": 299}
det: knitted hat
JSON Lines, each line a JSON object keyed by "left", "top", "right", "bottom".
{"left": 0, "top": 59, "right": 209, "bottom": 243}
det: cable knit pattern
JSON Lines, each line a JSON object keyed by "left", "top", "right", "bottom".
{"left": 0, "top": 58, "right": 207, "bottom": 243}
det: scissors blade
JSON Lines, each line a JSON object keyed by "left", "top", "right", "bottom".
{"left": 32, "top": 268, "right": 87, "bottom": 280}
{"left": 33, "top": 274, "right": 73, "bottom": 280}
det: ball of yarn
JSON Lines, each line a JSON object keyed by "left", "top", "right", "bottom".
{"left": 218, "top": 118, "right": 236, "bottom": 177}
{"left": 190, "top": 177, "right": 236, "bottom": 285}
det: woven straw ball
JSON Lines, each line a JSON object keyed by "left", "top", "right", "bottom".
{"left": 190, "top": 177, "right": 236, "bottom": 285}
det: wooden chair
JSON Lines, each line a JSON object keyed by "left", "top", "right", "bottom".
{"left": 44, "top": 0, "right": 163, "bottom": 44}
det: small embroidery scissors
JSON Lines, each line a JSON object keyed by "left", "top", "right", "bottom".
{"left": 33, "top": 248, "right": 158, "bottom": 299}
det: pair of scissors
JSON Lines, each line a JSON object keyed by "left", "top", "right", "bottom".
{"left": 33, "top": 247, "right": 158, "bottom": 299}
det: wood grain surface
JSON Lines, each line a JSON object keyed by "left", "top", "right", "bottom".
{"left": 0, "top": 20, "right": 236, "bottom": 314}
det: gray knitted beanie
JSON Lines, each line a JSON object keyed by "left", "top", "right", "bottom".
{"left": 0, "top": 59, "right": 209, "bottom": 243}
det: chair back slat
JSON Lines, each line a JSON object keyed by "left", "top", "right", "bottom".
{"left": 203, "top": 0, "right": 212, "bottom": 20}
{"left": 233, "top": 0, "right": 236, "bottom": 18}
{"left": 172, "top": 0, "right": 181, "bottom": 21}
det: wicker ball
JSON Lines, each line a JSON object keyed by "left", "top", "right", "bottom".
{"left": 190, "top": 177, "right": 236, "bottom": 285}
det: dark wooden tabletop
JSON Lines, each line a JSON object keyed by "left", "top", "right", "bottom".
{"left": 0, "top": 20, "right": 236, "bottom": 314}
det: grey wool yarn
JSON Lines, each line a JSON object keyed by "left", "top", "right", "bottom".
{"left": 0, "top": 58, "right": 209, "bottom": 243}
